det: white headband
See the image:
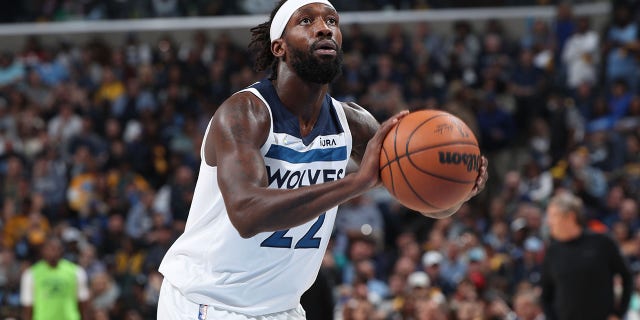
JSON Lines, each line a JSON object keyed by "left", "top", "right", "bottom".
{"left": 269, "top": 0, "right": 335, "bottom": 42}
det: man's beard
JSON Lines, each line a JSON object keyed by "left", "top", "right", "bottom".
{"left": 287, "top": 41, "right": 343, "bottom": 84}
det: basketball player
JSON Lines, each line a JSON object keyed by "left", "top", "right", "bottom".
{"left": 158, "top": 0, "right": 488, "bottom": 319}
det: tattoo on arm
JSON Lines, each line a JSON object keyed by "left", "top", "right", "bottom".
{"left": 344, "top": 102, "right": 379, "bottom": 165}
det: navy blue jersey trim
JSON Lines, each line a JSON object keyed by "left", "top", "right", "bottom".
{"left": 250, "top": 79, "right": 344, "bottom": 146}
{"left": 265, "top": 145, "right": 348, "bottom": 163}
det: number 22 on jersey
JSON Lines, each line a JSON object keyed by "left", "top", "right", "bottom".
{"left": 261, "top": 213, "right": 326, "bottom": 249}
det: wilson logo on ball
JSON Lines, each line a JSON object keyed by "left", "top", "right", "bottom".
{"left": 438, "top": 152, "right": 481, "bottom": 172}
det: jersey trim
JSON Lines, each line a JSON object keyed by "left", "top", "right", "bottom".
{"left": 265, "top": 144, "right": 348, "bottom": 163}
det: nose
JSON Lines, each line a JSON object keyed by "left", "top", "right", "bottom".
{"left": 316, "top": 20, "right": 332, "bottom": 38}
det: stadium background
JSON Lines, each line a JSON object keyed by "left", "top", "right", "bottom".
{"left": 0, "top": 0, "right": 639, "bottom": 319}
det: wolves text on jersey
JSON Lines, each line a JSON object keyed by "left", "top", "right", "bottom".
{"left": 267, "top": 167, "right": 345, "bottom": 189}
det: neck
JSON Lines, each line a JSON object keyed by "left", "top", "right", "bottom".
{"left": 557, "top": 224, "right": 583, "bottom": 241}
{"left": 273, "top": 64, "right": 329, "bottom": 136}
{"left": 46, "top": 259, "right": 59, "bottom": 268}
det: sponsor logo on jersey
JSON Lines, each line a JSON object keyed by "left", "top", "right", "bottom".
{"left": 319, "top": 138, "right": 337, "bottom": 147}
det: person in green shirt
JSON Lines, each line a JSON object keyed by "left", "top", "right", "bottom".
{"left": 20, "top": 236, "right": 90, "bottom": 320}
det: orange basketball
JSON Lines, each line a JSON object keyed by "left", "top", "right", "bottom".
{"left": 379, "top": 110, "right": 481, "bottom": 217}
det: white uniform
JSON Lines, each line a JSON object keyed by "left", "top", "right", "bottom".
{"left": 159, "top": 79, "right": 352, "bottom": 317}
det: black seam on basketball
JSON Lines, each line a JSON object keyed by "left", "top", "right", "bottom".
{"left": 396, "top": 164, "right": 441, "bottom": 210}
{"left": 380, "top": 145, "right": 396, "bottom": 196}
{"left": 408, "top": 141, "right": 478, "bottom": 154}
{"left": 392, "top": 119, "right": 401, "bottom": 162}
{"left": 406, "top": 114, "right": 461, "bottom": 154}
{"left": 395, "top": 158, "right": 441, "bottom": 210}
{"left": 408, "top": 114, "right": 450, "bottom": 139}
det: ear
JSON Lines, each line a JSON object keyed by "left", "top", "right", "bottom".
{"left": 271, "top": 39, "right": 286, "bottom": 59}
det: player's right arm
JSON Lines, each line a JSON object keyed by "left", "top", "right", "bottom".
{"left": 207, "top": 92, "right": 405, "bottom": 238}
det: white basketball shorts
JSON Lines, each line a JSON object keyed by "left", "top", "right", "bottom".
{"left": 157, "top": 279, "right": 307, "bottom": 320}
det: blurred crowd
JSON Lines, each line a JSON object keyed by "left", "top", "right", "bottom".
{"left": 0, "top": 0, "right": 640, "bottom": 319}
{"left": 0, "top": 0, "right": 603, "bottom": 23}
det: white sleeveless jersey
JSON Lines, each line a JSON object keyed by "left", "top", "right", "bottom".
{"left": 159, "top": 79, "right": 352, "bottom": 316}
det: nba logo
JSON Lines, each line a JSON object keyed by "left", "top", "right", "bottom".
{"left": 198, "top": 304, "right": 208, "bottom": 320}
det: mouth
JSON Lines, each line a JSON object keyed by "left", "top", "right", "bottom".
{"left": 313, "top": 40, "right": 338, "bottom": 56}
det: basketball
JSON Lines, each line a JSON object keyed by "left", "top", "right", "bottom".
{"left": 379, "top": 110, "right": 481, "bottom": 216}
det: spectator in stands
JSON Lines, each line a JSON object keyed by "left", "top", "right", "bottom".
{"left": 112, "top": 77, "right": 157, "bottom": 124}
{"left": 2, "top": 196, "right": 50, "bottom": 261}
{"left": 47, "top": 102, "right": 82, "bottom": 147}
{"left": 546, "top": 91, "right": 584, "bottom": 164}
{"left": 20, "top": 236, "right": 91, "bottom": 320}
{"left": 32, "top": 50, "right": 69, "bottom": 86}
{"left": 620, "top": 132, "right": 640, "bottom": 195}
{"left": 125, "top": 189, "right": 156, "bottom": 240}
{"left": 509, "top": 49, "right": 547, "bottom": 141}
{"left": 342, "top": 295, "right": 376, "bottom": 320}
{"left": 602, "top": 3, "right": 640, "bottom": 92}
{"left": 608, "top": 198, "right": 640, "bottom": 234}
{"left": 94, "top": 67, "right": 125, "bottom": 107}
{"left": 20, "top": 69, "right": 55, "bottom": 111}
{"left": 353, "top": 259, "right": 390, "bottom": 302}
{"left": 476, "top": 93, "right": 516, "bottom": 182}
{"left": 527, "top": 117, "right": 552, "bottom": 168}
{"left": 150, "top": 0, "right": 184, "bottom": 17}
{"left": 416, "top": 21, "right": 446, "bottom": 68}
{"left": 361, "top": 54, "right": 407, "bottom": 122}
{"left": 553, "top": 2, "right": 575, "bottom": 61}
{"left": 0, "top": 52, "right": 25, "bottom": 88}
{"left": 518, "top": 160, "right": 553, "bottom": 205}
{"left": 0, "top": 242, "right": 22, "bottom": 309}
{"left": 562, "top": 146, "right": 608, "bottom": 211}
{"left": 341, "top": 23, "right": 378, "bottom": 60}
{"left": 521, "top": 19, "right": 554, "bottom": 69}
{"left": 446, "top": 20, "right": 480, "bottom": 72}
{"left": 142, "top": 225, "right": 173, "bottom": 275}
{"left": 422, "top": 250, "right": 456, "bottom": 296}
{"left": 159, "top": 164, "right": 195, "bottom": 228}
{"left": 513, "top": 288, "right": 545, "bottom": 320}
{"left": 562, "top": 16, "right": 599, "bottom": 90}
{"left": 113, "top": 236, "right": 145, "bottom": 296}
{"left": 335, "top": 194, "right": 385, "bottom": 254}
{"left": 90, "top": 271, "right": 120, "bottom": 311}
{"left": 77, "top": 243, "right": 106, "bottom": 279}
{"left": 342, "top": 236, "right": 379, "bottom": 286}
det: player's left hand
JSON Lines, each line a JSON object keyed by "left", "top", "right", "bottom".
{"left": 427, "top": 156, "right": 488, "bottom": 219}
{"left": 465, "top": 155, "right": 488, "bottom": 201}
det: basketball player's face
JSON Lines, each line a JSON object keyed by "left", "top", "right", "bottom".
{"left": 283, "top": 3, "right": 343, "bottom": 84}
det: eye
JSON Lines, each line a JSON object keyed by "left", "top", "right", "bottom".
{"left": 300, "top": 17, "right": 311, "bottom": 25}
{"left": 327, "top": 17, "right": 338, "bottom": 25}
